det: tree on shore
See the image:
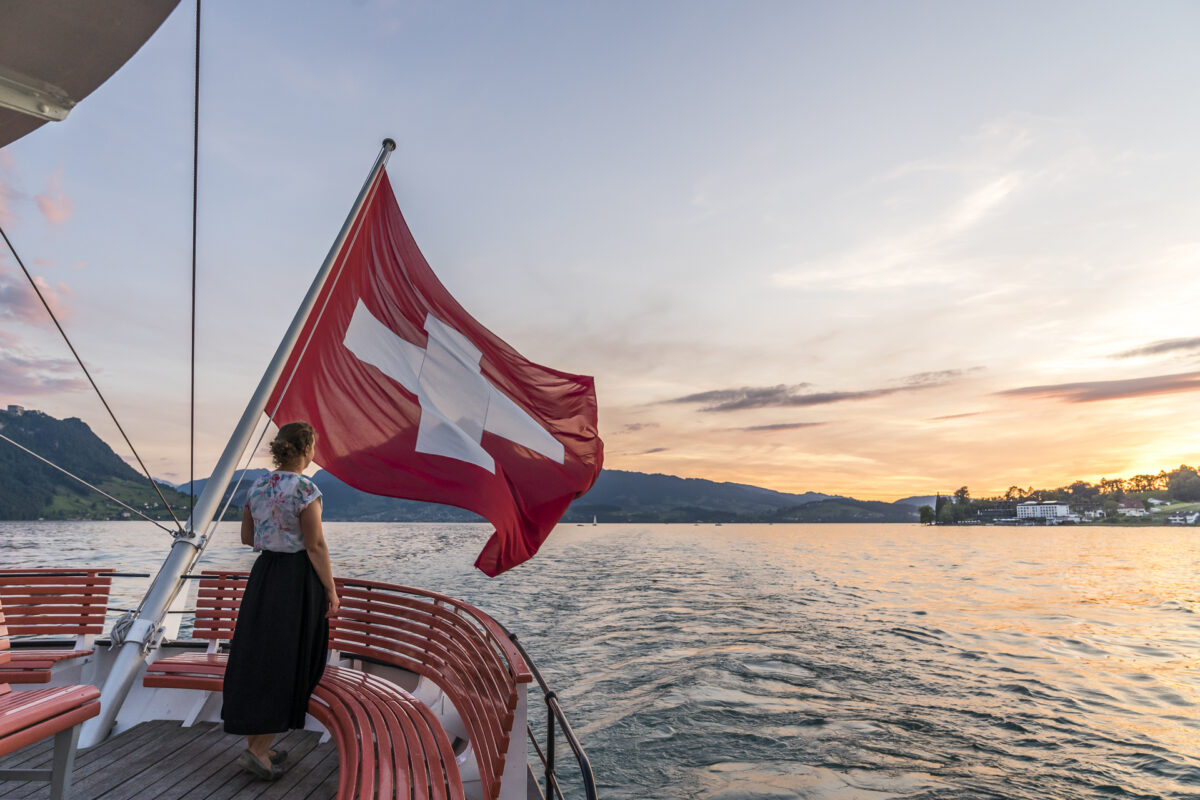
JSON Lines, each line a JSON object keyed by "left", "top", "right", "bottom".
{"left": 1168, "top": 466, "right": 1200, "bottom": 502}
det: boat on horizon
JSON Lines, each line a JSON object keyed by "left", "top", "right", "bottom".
{"left": 0, "top": 5, "right": 596, "bottom": 799}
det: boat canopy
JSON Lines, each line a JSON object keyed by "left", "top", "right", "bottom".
{"left": 0, "top": 0, "right": 179, "bottom": 148}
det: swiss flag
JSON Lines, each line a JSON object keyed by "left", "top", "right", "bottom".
{"left": 268, "top": 172, "right": 603, "bottom": 576}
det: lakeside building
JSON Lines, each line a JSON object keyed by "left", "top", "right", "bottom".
{"left": 1117, "top": 498, "right": 1149, "bottom": 517}
{"left": 1016, "top": 501, "right": 1072, "bottom": 521}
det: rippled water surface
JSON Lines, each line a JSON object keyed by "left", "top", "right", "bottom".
{"left": 3, "top": 521, "right": 1200, "bottom": 799}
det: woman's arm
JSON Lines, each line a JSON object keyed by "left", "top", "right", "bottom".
{"left": 240, "top": 506, "right": 255, "bottom": 547}
{"left": 301, "top": 498, "right": 339, "bottom": 616}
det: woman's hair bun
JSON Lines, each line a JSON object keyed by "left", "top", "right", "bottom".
{"left": 270, "top": 421, "right": 316, "bottom": 469}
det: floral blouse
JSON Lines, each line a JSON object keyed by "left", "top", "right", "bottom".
{"left": 245, "top": 471, "right": 322, "bottom": 553}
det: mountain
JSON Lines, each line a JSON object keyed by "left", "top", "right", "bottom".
{"left": 0, "top": 408, "right": 918, "bottom": 523}
{"left": 561, "top": 469, "right": 838, "bottom": 523}
{"left": 767, "top": 498, "right": 919, "bottom": 523}
{"left": 0, "top": 407, "right": 192, "bottom": 521}
{"left": 894, "top": 495, "right": 938, "bottom": 508}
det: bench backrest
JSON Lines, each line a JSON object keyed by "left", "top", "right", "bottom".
{"left": 0, "top": 569, "right": 112, "bottom": 647}
{"left": 190, "top": 571, "right": 246, "bottom": 650}
{"left": 0, "top": 598, "right": 10, "bottom": 699}
{"left": 189, "top": 570, "right": 530, "bottom": 800}
{"left": 331, "top": 577, "right": 532, "bottom": 800}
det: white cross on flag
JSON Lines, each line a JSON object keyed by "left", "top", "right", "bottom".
{"left": 268, "top": 172, "right": 603, "bottom": 576}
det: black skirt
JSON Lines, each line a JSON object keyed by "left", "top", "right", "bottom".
{"left": 221, "top": 550, "right": 329, "bottom": 735}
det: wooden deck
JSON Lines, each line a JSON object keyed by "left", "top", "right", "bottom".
{"left": 0, "top": 720, "right": 339, "bottom": 800}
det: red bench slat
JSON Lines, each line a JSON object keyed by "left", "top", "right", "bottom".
{"left": 0, "top": 649, "right": 95, "bottom": 684}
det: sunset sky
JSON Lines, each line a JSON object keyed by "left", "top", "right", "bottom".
{"left": 3, "top": 1, "right": 1200, "bottom": 501}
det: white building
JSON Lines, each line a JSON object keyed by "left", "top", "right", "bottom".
{"left": 1117, "top": 499, "right": 1148, "bottom": 517}
{"left": 1016, "top": 501, "right": 1070, "bottom": 520}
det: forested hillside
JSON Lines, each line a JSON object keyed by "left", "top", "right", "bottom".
{"left": 0, "top": 408, "right": 191, "bottom": 520}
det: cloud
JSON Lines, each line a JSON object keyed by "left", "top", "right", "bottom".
{"left": 35, "top": 170, "right": 73, "bottom": 226}
{"left": 772, "top": 171, "right": 1024, "bottom": 290}
{"left": 0, "top": 345, "right": 87, "bottom": 397}
{"left": 639, "top": 447, "right": 668, "bottom": 455}
{"left": 1115, "top": 337, "right": 1200, "bottom": 359}
{"left": 738, "top": 422, "right": 827, "bottom": 432}
{"left": 997, "top": 371, "right": 1200, "bottom": 403}
{"left": 666, "top": 384, "right": 809, "bottom": 410}
{"left": 929, "top": 412, "right": 984, "bottom": 421}
{"left": 619, "top": 422, "right": 660, "bottom": 433}
{"left": 665, "top": 373, "right": 959, "bottom": 412}
{"left": 904, "top": 368, "right": 979, "bottom": 386}
{"left": 0, "top": 271, "right": 71, "bottom": 323}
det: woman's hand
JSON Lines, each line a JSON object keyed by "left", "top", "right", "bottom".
{"left": 327, "top": 590, "right": 340, "bottom": 618}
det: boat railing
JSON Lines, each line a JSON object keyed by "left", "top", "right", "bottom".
{"left": 498, "top": 624, "right": 598, "bottom": 800}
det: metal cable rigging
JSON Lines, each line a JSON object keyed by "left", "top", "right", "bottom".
{"left": 0, "top": 223, "right": 186, "bottom": 534}
{"left": 0, "top": 431, "right": 175, "bottom": 533}
{"left": 189, "top": 0, "right": 201, "bottom": 521}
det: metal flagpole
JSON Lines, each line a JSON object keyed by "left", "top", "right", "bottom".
{"left": 81, "top": 138, "right": 396, "bottom": 747}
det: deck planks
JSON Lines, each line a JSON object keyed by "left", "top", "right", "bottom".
{"left": 0, "top": 720, "right": 337, "bottom": 800}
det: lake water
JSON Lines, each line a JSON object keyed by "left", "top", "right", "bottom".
{"left": 2, "top": 521, "right": 1199, "bottom": 800}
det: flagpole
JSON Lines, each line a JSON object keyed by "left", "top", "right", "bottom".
{"left": 81, "top": 138, "right": 396, "bottom": 747}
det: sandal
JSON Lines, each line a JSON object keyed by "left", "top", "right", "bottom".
{"left": 238, "top": 749, "right": 285, "bottom": 781}
{"left": 269, "top": 749, "right": 288, "bottom": 765}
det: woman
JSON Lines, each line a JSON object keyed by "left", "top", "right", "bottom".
{"left": 221, "top": 421, "right": 339, "bottom": 780}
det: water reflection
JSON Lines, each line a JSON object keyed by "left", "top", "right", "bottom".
{"left": 1, "top": 521, "right": 1199, "bottom": 798}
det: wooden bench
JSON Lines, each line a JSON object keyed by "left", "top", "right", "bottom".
{"left": 330, "top": 577, "right": 532, "bottom": 800}
{"left": 144, "top": 571, "right": 528, "bottom": 799}
{"left": 0, "top": 597, "right": 102, "bottom": 800}
{"left": 0, "top": 569, "right": 112, "bottom": 685}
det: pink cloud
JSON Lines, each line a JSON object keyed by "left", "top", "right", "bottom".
{"left": 33, "top": 257, "right": 52, "bottom": 268}
{"left": 35, "top": 170, "right": 73, "bottom": 226}
{"left": 0, "top": 344, "right": 87, "bottom": 399}
{"left": 0, "top": 272, "right": 71, "bottom": 323}
{"left": 0, "top": 150, "right": 15, "bottom": 171}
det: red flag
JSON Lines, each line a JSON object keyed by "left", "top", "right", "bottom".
{"left": 268, "top": 172, "right": 603, "bottom": 576}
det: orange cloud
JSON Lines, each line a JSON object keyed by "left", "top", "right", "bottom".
{"left": 738, "top": 422, "right": 827, "bottom": 431}
{"left": 665, "top": 373, "right": 965, "bottom": 411}
{"left": 35, "top": 170, "right": 73, "bottom": 226}
{"left": 1115, "top": 337, "right": 1200, "bottom": 359}
{"left": 997, "top": 371, "right": 1200, "bottom": 403}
